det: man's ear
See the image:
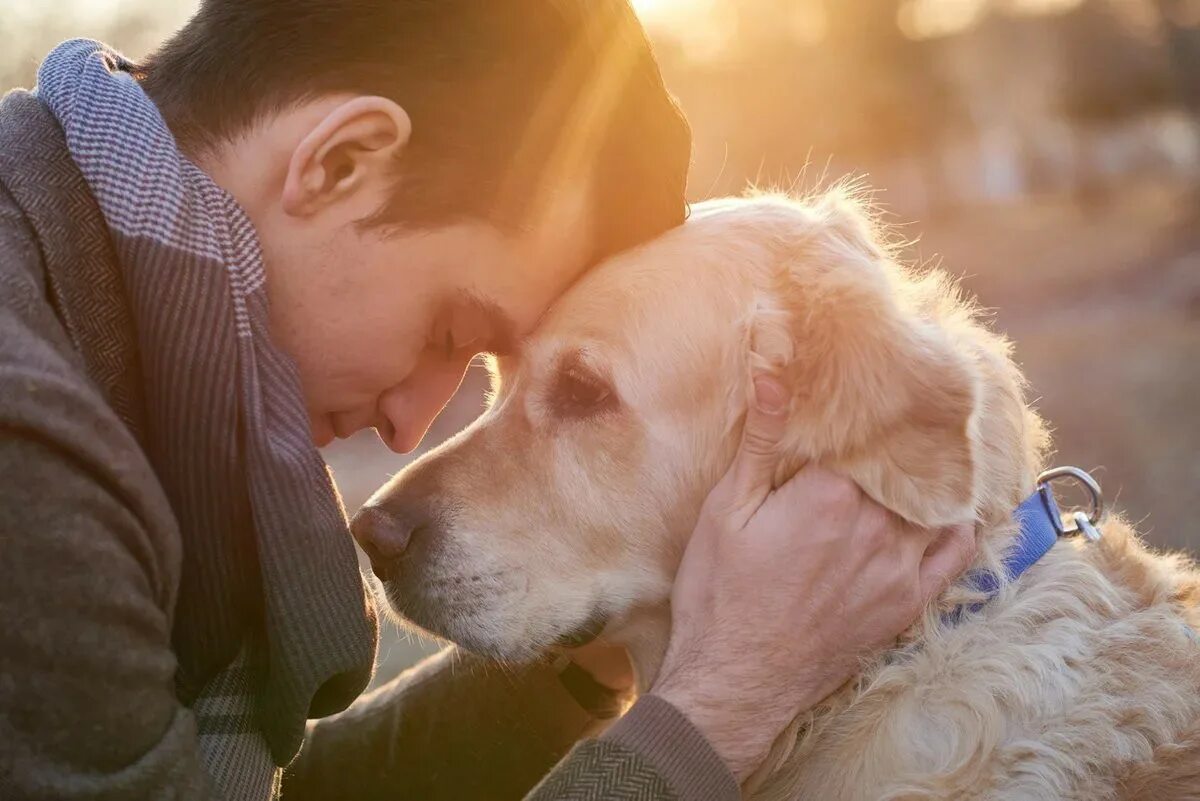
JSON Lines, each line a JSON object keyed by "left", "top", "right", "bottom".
{"left": 281, "top": 96, "right": 412, "bottom": 218}
{"left": 752, "top": 192, "right": 980, "bottom": 527}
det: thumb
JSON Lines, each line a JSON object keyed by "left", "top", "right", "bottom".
{"left": 725, "top": 374, "right": 790, "bottom": 517}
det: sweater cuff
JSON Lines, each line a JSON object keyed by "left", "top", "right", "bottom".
{"left": 601, "top": 694, "right": 740, "bottom": 801}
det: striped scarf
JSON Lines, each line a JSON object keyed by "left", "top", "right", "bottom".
{"left": 36, "top": 39, "right": 377, "bottom": 776}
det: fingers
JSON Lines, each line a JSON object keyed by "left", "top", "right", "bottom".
{"left": 722, "top": 374, "right": 790, "bottom": 521}
{"left": 917, "top": 522, "right": 978, "bottom": 601}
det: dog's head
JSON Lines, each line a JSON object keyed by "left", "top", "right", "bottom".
{"left": 353, "top": 192, "right": 1042, "bottom": 663}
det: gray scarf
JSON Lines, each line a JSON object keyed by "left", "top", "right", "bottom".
{"left": 36, "top": 39, "right": 377, "bottom": 765}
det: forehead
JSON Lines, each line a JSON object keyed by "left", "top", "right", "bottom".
{"left": 543, "top": 204, "right": 777, "bottom": 332}
{"left": 528, "top": 205, "right": 777, "bottom": 390}
{"left": 448, "top": 188, "right": 598, "bottom": 341}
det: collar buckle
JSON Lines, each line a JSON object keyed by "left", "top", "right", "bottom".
{"left": 1036, "top": 466, "right": 1106, "bottom": 541}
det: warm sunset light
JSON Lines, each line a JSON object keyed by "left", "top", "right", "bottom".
{"left": 633, "top": 0, "right": 720, "bottom": 27}
{"left": 2, "top": 0, "right": 1198, "bottom": 795}
{"left": 631, "top": 0, "right": 689, "bottom": 19}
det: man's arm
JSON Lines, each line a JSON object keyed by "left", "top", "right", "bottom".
{"left": 282, "top": 653, "right": 735, "bottom": 801}
{"left": 0, "top": 431, "right": 214, "bottom": 801}
{"left": 0, "top": 313, "right": 605, "bottom": 801}
{"left": 280, "top": 648, "right": 599, "bottom": 801}
{"left": 525, "top": 695, "right": 738, "bottom": 801}
{"left": 0, "top": 208, "right": 223, "bottom": 798}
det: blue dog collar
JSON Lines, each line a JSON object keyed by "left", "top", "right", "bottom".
{"left": 954, "top": 466, "right": 1105, "bottom": 618}
{"left": 973, "top": 484, "right": 1063, "bottom": 596}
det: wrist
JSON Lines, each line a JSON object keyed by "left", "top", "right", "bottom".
{"left": 650, "top": 676, "right": 763, "bottom": 781}
{"left": 651, "top": 662, "right": 826, "bottom": 782}
{"left": 603, "top": 695, "right": 742, "bottom": 801}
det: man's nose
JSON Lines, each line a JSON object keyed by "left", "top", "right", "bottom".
{"left": 377, "top": 358, "right": 473, "bottom": 454}
{"left": 351, "top": 504, "right": 427, "bottom": 580}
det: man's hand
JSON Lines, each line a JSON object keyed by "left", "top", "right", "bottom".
{"left": 651, "top": 374, "right": 977, "bottom": 781}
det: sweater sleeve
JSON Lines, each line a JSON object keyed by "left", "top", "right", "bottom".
{"left": 0, "top": 229, "right": 221, "bottom": 799}
{"left": 524, "top": 695, "right": 740, "bottom": 801}
{"left": 280, "top": 648, "right": 599, "bottom": 801}
{"left": 0, "top": 429, "right": 215, "bottom": 801}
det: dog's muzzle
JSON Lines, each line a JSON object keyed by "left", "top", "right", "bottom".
{"left": 351, "top": 502, "right": 434, "bottom": 581}
{"left": 552, "top": 609, "right": 610, "bottom": 648}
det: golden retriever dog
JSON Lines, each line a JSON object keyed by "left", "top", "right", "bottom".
{"left": 354, "top": 190, "right": 1200, "bottom": 800}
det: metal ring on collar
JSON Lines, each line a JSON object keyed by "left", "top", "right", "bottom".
{"left": 1037, "top": 466, "right": 1106, "bottom": 538}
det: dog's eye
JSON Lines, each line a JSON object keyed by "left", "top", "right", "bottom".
{"left": 552, "top": 365, "right": 616, "bottom": 418}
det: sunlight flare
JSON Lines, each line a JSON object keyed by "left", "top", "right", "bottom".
{"left": 631, "top": 0, "right": 691, "bottom": 21}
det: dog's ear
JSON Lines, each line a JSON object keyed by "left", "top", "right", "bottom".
{"left": 751, "top": 192, "right": 979, "bottom": 527}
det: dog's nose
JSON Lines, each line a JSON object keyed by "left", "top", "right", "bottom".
{"left": 351, "top": 505, "right": 420, "bottom": 580}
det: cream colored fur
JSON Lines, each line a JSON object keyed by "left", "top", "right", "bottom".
{"left": 366, "top": 190, "right": 1200, "bottom": 799}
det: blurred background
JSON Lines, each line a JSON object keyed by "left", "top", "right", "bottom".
{"left": 5, "top": 0, "right": 1198, "bottom": 683}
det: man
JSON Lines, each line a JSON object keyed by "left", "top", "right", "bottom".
{"left": 0, "top": 2, "right": 975, "bottom": 799}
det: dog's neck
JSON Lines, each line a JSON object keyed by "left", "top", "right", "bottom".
{"left": 620, "top": 509, "right": 1020, "bottom": 702}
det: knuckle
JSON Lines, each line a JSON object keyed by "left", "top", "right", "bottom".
{"left": 861, "top": 500, "right": 889, "bottom": 529}
{"left": 830, "top": 475, "right": 862, "bottom": 507}
{"left": 809, "top": 469, "right": 859, "bottom": 508}
{"left": 740, "top": 429, "right": 776, "bottom": 459}
{"left": 700, "top": 496, "right": 742, "bottom": 534}
{"left": 862, "top": 509, "right": 894, "bottom": 545}
{"left": 912, "top": 580, "right": 931, "bottom": 609}
{"left": 886, "top": 574, "right": 919, "bottom": 608}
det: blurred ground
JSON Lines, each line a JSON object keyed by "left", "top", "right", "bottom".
{"left": 918, "top": 180, "right": 1200, "bottom": 556}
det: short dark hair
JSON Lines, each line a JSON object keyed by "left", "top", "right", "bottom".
{"left": 139, "top": 0, "right": 692, "bottom": 259}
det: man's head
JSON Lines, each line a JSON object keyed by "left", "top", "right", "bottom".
{"left": 139, "top": 0, "right": 691, "bottom": 452}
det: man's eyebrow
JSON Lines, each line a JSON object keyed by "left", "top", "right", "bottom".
{"left": 460, "top": 290, "right": 517, "bottom": 356}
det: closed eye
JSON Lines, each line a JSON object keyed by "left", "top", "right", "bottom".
{"left": 550, "top": 363, "right": 618, "bottom": 419}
